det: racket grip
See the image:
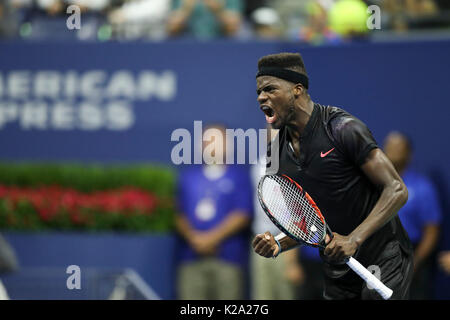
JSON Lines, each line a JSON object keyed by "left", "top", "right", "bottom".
{"left": 346, "top": 257, "right": 393, "bottom": 300}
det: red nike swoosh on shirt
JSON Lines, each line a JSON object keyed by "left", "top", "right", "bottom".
{"left": 320, "top": 148, "right": 335, "bottom": 158}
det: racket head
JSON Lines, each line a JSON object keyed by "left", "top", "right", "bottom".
{"left": 257, "top": 174, "right": 328, "bottom": 248}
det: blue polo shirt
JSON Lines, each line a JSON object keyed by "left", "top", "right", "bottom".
{"left": 176, "top": 165, "right": 253, "bottom": 266}
{"left": 397, "top": 170, "right": 442, "bottom": 245}
{"left": 300, "top": 245, "right": 321, "bottom": 261}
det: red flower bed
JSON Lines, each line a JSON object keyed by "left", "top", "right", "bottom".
{"left": 0, "top": 185, "right": 160, "bottom": 228}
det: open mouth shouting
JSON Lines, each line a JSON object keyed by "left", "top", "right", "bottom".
{"left": 260, "top": 105, "right": 277, "bottom": 124}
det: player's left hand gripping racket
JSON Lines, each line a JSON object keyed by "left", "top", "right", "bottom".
{"left": 257, "top": 174, "right": 393, "bottom": 300}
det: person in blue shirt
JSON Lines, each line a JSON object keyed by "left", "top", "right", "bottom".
{"left": 167, "top": 0, "right": 243, "bottom": 39}
{"left": 175, "top": 124, "right": 253, "bottom": 299}
{"left": 384, "top": 131, "right": 442, "bottom": 299}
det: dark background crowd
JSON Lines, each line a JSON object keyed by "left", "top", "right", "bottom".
{"left": 1, "top": 0, "right": 450, "bottom": 42}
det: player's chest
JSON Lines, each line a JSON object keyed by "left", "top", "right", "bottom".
{"left": 279, "top": 136, "right": 353, "bottom": 186}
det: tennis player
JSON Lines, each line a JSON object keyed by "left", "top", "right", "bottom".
{"left": 252, "top": 52, "right": 414, "bottom": 300}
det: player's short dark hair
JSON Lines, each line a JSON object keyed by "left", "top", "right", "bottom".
{"left": 257, "top": 52, "right": 308, "bottom": 77}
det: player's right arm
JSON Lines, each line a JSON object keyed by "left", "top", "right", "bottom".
{"left": 252, "top": 231, "right": 298, "bottom": 258}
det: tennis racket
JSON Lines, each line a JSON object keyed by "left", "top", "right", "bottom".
{"left": 257, "top": 174, "right": 393, "bottom": 300}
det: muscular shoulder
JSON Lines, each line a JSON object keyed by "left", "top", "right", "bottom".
{"left": 323, "top": 106, "right": 362, "bottom": 137}
{"left": 322, "top": 106, "right": 378, "bottom": 165}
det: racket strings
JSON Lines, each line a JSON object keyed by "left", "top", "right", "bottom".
{"left": 261, "top": 176, "right": 325, "bottom": 245}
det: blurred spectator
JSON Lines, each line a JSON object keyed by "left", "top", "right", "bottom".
{"left": 0, "top": 1, "right": 20, "bottom": 38}
{"left": 250, "top": 128, "right": 303, "bottom": 300}
{"left": 265, "top": 0, "right": 312, "bottom": 41}
{"left": 249, "top": 0, "right": 341, "bottom": 44}
{"left": 250, "top": 7, "right": 282, "bottom": 40}
{"left": 108, "top": 0, "right": 171, "bottom": 40}
{"left": 19, "top": 0, "right": 66, "bottom": 20}
{"left": 384, "top": 131, "right": 442, "bottom": 300}
{"left": 300, "top": 0, "right": 340, "bottom": 44}
{"left": 243, "top": 0, "right": 264, "bottom": 18}
{"left": 167, "top": 0, "right": 243, "bottom": 39}
{"left": 12, "top": 0, "right": 109, "bottom": 40}
{"left": 2, "top": 0, "right": 450, "bottom": 41}
{"left": 67, "top": 0, "right": 110, "bottom": 11}
{"left": 375, "top": 0, "right": 443, "bottom": 32}
{"left": 175, "top": 124, "right": 252, "bottom": 299}
{"left": 68, "top": 0, "right": 110, "bottom": 41}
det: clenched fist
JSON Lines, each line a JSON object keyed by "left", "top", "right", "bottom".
{"left": 323, "top": 232, "right": 358, "bottom": 262}
{"left": 252, "top": 231, "right": 280, "bottom": 258}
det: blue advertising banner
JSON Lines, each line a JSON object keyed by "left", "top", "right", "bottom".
{"left": 0, "top": 40, "right": 448, "bottom": 171}
{"left": 0, "top": 41, "right": 274, "bottom": 163}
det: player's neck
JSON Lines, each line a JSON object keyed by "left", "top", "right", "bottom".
{"left": 287, "top": 99, "right": 314, "bottom": 142}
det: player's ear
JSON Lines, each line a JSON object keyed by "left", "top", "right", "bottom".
{"left": 293, "top": 84, "right": 304, "bottom": 97}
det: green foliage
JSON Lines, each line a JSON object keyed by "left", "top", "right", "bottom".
{"left": 0, "top": 163, "right": 176, "bottom": 233}
{"left": 0, "top": 163, "right": 175, "bottom": 198}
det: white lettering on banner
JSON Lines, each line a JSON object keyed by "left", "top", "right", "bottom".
{"left": 0, "top": 101, "right": 134, "bottom": 131}
{"left": 21, "top": 102, "right": 47, "bottom": 129}
{"left": 8, "top": 71, "right": 30, "bottom": 99}
{"left": 81, "top": 70, "right": 107, "bottom": 99}
{"left": 64, "top": 71, "right": 79, "bottom": 98}
{"left": 155, "top": 71, "right": 177, "bottom": 101}
{"left": 52, "top": 102, "right": 74, "bottom": 130}
{"left": 106, "top": 101, "right": 135, "bottom": 130}
{"left": 138, "top": 72, "right": 158, "bottom": 100}
{"left": 0, "top": 102, "right": 18, "bottom": 127}
{"left": 34, "top": 71, "right": 61, "bottom": 99}
{"left": 79, "top": 102, "right": 103, "bottom": 130}
{"left": 106, "top": 71, "right": 136, "bottom": 99}
{"left": 0, "top": 70, "right": 177, "bottom": 131}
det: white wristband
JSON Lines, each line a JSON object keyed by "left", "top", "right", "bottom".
{"left": 275, "top": 232, "right": 286, "bottom": 241}
{"left": 272, "top": 232, "right": 285, "bottom": 258}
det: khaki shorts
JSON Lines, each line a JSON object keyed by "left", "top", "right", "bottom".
{"left": 250, "top": 248, "right": 296, "bottom": 300}
{"left": 177, "top": 257, "right": 243, "bottom": 300}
